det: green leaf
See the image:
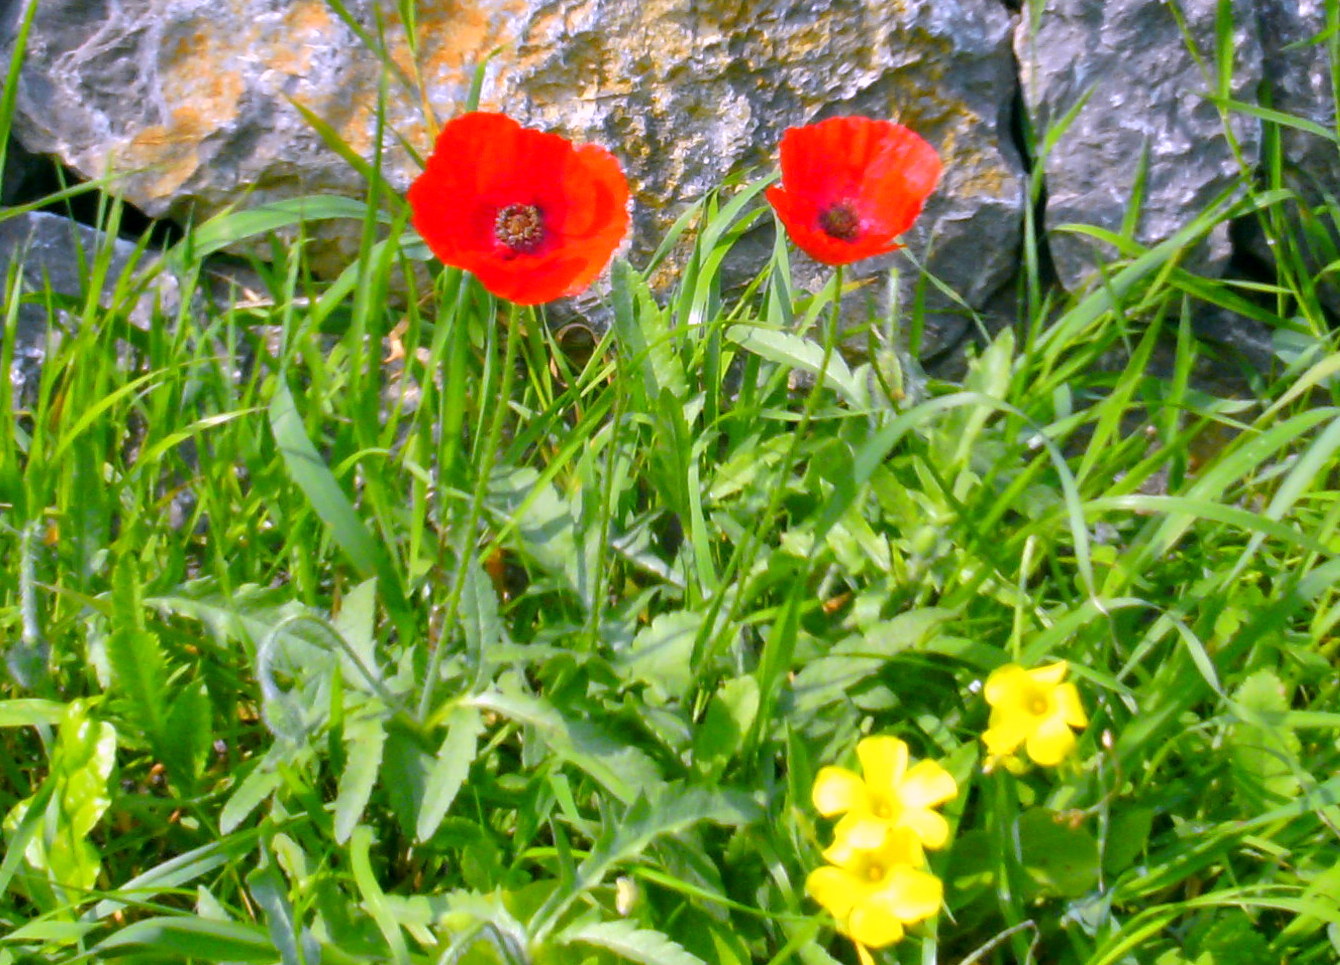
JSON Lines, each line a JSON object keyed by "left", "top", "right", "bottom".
{"left": 268, "top": 379, "right": 407, "bottom": 612}
{"left": 148, "top": 581, "right": 331, "bottom": 659}
{"left": 555, "top": 919, "right": 706, "bottom": 965}
{"left": 246, "top": 850, "right": 305, "bottom": 965}
{"left": 529, "top": 785, "right": 761, "bottom": 941}
{"left": 220, "top": 758, "right": 286, "bottom": 835}
{"left": 334, "top": 706, "right": 388, "bottom": 845}
{"left": 693, "top": 676, "right": 759, "bottom": 779}
{"left": 106, "top": 556, "right": 169, "bottom": 749}
{"left": 611, "top": 258, "right": 686, "bottom": 405}
{"left": 619, "top": 611, "right": 701, "bottom": 703}
{"left": 91, "top": 828, "right": 265, "bottom": 920}
{"left": 417, "top": 705, "right": 483, "bottom": 843}
{"left": 1227, "top": 669, "right": 1302, "bottom": 814}
{"left": 92, "top": 917, "right": 276, "bottom": 961}
{"left": 332, "top": 577, "right": 381, "bottom": 687}
{"left": 0, "top": 699, "right": 66, "bottom": 728}
{"left": 473, "top": 686, "right": 663, "bottom": 806}
{"left": 161, "top": 678, "right": 211, "bottom": 793}
{"left": 725, "top": 324, "right": 868, "bottom": 407}
{"left": 6, "top": 701, "right": 117, "bottom": 895}
{"left": 1017, "top": 807, "right": 1100, "bottom": 900}
{"left": 1103, "top": 807, "right": 1154, "bottom": 876}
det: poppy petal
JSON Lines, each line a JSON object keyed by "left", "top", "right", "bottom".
{"left": 768, "top": 116, "right": 939, "bottom": 266}
{"left": 407, "top": 111, "right": 629, "bottom": 304}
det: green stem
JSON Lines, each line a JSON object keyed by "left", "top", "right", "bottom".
{"left": 418, "top": 299, "right": 525, "bottom": 719}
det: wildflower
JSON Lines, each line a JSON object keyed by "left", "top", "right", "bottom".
{"left": 812, "top": 735, "right": 957, "bottom": 851}
{"left": 407, "top": 111, "right": 630, "bottom": 305}
{"left": 765, "top": 115, "right": 941, "bottom": 266}
{"left": 982, "top": 661, "right": 1088, "bottom": 767}
{"left": 807, "top": 826, "right": 943, "bottom": 959}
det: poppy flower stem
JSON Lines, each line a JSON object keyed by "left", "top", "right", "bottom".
{"left": 419, "top": 300, "right": 526, "bottom": 716}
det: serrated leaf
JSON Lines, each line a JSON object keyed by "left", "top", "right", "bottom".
{"left": 334, "top": 707, "right": 387, "bottom": 844}
{"left": 1227, "top": 669, "right": 1302, "bottom": 814}
{"left": 530, "top": 785, "right": 761, "bottom": 940}
{"left": 148, "top": 581, "right": 331, "bottom": 658}
{"left": 725, "top": 324, "right": 868, "bottom": 406}
{"left": 461, "top": 556, "right": 503, "bottom": 675}
{"left": 161, "top": 678, "right": 211, "bottom": 793}
{"left": 790, "top": 608, "right": 953, "bottom": 713}
{"left": 619, "top": 611, "right": 701, "bottom": 703}
{"left": 556, "top": 919, "right": 706, "bottom": 965}
{"left": 417, "top": 705, "right": 483, "bottom": 842}
{"left": 489, "top": 467, "right": 600, "bottom": 609}
{"left": 473, "top": 686, "right": 662, "bottom": 805}
{"left": 382, "top": 727, "right": 434, "bottom": 838}
{"left": 106, "top": 557, "right": 169, "bottom": 746}
{"left": 332, "top": 577, "right": 381, "bottom": 687}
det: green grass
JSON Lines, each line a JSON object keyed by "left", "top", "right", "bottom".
{"left": 3, "top": 8, "right": 1340, "bottom": 965}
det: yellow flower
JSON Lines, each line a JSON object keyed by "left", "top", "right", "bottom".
{"left": 982, "top": 661, "right": 1088, "bottom": 767}
{"left": 811, "top": 735, "right": 958, "bottom": 850}
{"left": 806, "top": 826, "right": 943, "bottom": 954}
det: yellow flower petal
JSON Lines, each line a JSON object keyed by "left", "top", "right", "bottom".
{"left": 826, "top": 825, "right": 924, "bottom": 872}
{"left": 877, "top": 865, "right": 943, "bottom": 922}
{"left": 854, "top": 942, "right": 876, "bottom": 965}
{"left": 1028, "top": 660, "right": 1069, "bottom": 687}
{"left": 1026, "top": 713, "right": 1077, "bottom": 766}
{"left": 857, "top": 735, "right": 908, "bottom": 792}
{"left": 812, "top": 766, "right": 865, "bottom": 817}
{"left": 982, "top": 715, "right": 1031, "bottom": 758}
{"left": 847, "top": 898, "right": 905, "bottom": 948}
{"left": 983, "top": 664, "right": 1030, "bottom": 706}
{"left": 898, "top": 759, "right": 957, "bottom": 809}
{"left": 831, "top": 811, "right": 889, "bottom": 851}
{"left": 899, "top": 806, "right": 950, "bottom": 850}
{"left": 806, "top": 865, "right": 862, "bottom": 920}
{"left": 1056, "top": 681, "right": 1088, "bottom": 728}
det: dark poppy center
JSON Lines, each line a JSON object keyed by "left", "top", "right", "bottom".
{"left": 818, "top": 202, "right": 861, "bottom": 242}
{"left": 494, "top": 203, "right": 545, "bottom": 252}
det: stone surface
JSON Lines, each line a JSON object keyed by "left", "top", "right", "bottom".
{"left": 1016, "top": 0, "right": 1262, "bottom": 289}
{"left": 1246, "top": 1, "right": 1340, "bottom": 315}
{"left": 1, "top": 0, "right": 1024, "bottom": 357}
{"left": 0, "top": 211, "right": 177, "bottom": 404}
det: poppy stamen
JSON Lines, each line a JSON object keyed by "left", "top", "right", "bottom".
{"left": 818, "top": 202, "right": 861, "bottom": 242}
{"left": 495, "top": 203, "right": 545, "bottom": 252}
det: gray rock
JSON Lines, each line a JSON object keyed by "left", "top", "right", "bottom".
{"left": 1016, "top": 0, "right": 1262, "bottom": 289}
{"left": 0, "top": 210, "right": 175, "bottom": 403}
{"left": 1258, "top": 0, "right": 1336, "bottom": 198}
{"left": 1247, "top": 1, "right": 1340, "bottom": 318}
{"left": 2, "top": 0, "right": 1024, "bottom": 357}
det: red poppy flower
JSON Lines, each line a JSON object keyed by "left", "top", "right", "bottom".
{"left": 407, "top": 112, "right": 630, "bottom": 305}
{"left": 765, "top": 116, "right": 941, "bottom": 266}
